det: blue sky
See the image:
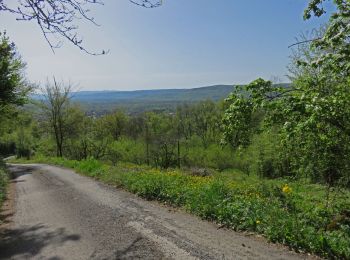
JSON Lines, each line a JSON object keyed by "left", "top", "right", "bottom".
{"left": 0, "top": 0, "right": 330, "bottom": 90}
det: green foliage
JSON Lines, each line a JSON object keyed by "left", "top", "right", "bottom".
{"left": 221, "top": 0, "right": 350, "bottom": 187}
{"left": 107, "top": 138, "right": 146, "bottom": 165}
{"left": 0, "top": 31, "right": 30, "bottom": 110}
{"left": 0, "top": 160, "right": 8, "bottom": 214}
{"left": 0, "top": 32, "right": 31, "bottom": 158}
{"left": 182, "top": 136, "right": 237, "bottom": 170}
{"left": 99, "top": 110, "right": 129, "bottom": 140}
{"left": 39, "top": 79, "right": 73, "bottom": 157}
{"left": 304, "top": 0, "right": 350, "bottom": 74}
{"left": 14, "top": 114, "right": 36, "bottom": 159}
{"left": 13, "top": 100, "right": 235, "bottom": 171}
{"left": 177, "top": 100, "right": 222, "bottom": 146}
{"left": 0, "top": 110, "right": 37, "bottom": 158}
{"left": 222, "top": 91, "right": 255, "bottom": 148}
{"left": 223, "top": 72, "right": 350, "bottom": 186}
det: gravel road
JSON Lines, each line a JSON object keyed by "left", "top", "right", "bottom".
{"left": 0, "top": 164, "right": 308, "bottom": 259}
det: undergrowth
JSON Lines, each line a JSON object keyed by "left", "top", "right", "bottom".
{"left": 0, "top": 159, "right": 9, "bottom": 214}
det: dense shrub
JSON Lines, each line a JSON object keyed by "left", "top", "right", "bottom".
{"left": 182, "top": 137, "right": 239, "bottom": 171}
{"left": 107, "top": 138, "right": 146, "bottom": 165}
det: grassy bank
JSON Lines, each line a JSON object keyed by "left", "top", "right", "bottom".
{"left": 0, "top": 160, "right": 9, "bottom": 215}
{"left": 11, "top": 156, "right": 350, "bottom": 259}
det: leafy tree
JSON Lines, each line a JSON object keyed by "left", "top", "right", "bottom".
{"left": 222, "top": 1, "right": 350, "bottom": 186}
{"left": 191, "top": 100, "right": 221, "bottom": 147}
{"left": 145, "top": 112, "right": 178, "bottom": 168}
{"left": 302, "top": 0, "right": 350, "bottom": 74}
{"left": 125, "top": 115, "right": 145, "bottom": 139}
{"left": 176, "top": 104, "right": 195, "bottom": 140}
{"left": 100, "top": 111, "right": 129, "bottom": 141}
{"left": 223, "top": 72, "right": 350, "bottom": 186}
{"left": 85, "top": 118, "right": 110, "bottom": 159}
{"left": 0, "top": 31, "right": 31, "bottom": 158}
{"left": 222, "top": 93, "right": 255, "bottom": 149}
{"left": 63, "top": 105, "right": 94, "bottom": 160}
{"left": 15, "top": 113, "right": 36, "bottom": 159}
{"left": 0, "top": 31, "right": 30, "bottom": 111}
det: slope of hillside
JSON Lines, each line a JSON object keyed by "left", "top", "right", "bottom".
{"left": 71, "top": 85, "right": 235, "bottom": 114}
{"left": 31, "top": 84, "right": 289, "bottom": 114}
{"left": 73, "top": 85, "right": 234, "bottom": 102}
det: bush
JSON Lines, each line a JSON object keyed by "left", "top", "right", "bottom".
{"left": 107, "top": 138, "right": 146, "bottom": 165}
{"left": 182, "top": 137, "right": 239, "bottom": 171}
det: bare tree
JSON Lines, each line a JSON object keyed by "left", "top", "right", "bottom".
{"left": 0, "top": 0, "right": 162, "bottom": 54}
{"left": 40, "top": 78, "right": 72, "bottom": 157}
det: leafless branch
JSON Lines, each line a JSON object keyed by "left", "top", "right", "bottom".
{"left": 129, "top": 0, "right": 162, "bottom": 8}
{"left": 288, "top": 37, "right": 322, "bottom": 48}
{"left": 0, "top": 0, "right": 163, "bottom": 54}
{"left": 0, "top": 0, "right": 107, "bottom": 55}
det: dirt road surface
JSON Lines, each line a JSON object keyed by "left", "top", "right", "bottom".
{"left": 0, "top": 164, "right": 308, "bottom": 259}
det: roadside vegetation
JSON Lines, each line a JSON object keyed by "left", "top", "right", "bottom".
{"left": 11, "top": 155, "right": 350, "bottom": 258}
{"left": 0, "top": 160, "right": 8, "bottom": 213}
{"left": 1, "top": 1, "right": 350, "bottom": 259}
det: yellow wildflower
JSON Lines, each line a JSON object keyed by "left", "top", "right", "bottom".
{"left": 256, "top": 220, "right": 261, "bottom": 224}
{"left": 282, "top": 184, "right": 292, "bottom": 193}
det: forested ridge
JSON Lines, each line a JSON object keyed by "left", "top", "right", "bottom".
{"left": 29, "top": 85, "right": 237, "bottom": 114}
{"left": 1, "top": 0, "right": 350, "bottom": 258}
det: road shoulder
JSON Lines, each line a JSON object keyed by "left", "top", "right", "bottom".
{"left": 0, "top": 175, "right": 16, "bottom": 231}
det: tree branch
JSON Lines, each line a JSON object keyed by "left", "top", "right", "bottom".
{"left": 129, "top": 0, "right": 162, "bottom": 8}
{"left": 288, "top": 37, "right": 322, "bottom": 48}
{"left": 0, "top": 0, "right": 107, "bottom": 55}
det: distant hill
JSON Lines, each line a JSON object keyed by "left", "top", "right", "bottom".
{"left": 69, "top": 85, "right": 236, "bottom": 114}
{"left": 72, "top": 85, "right": 234, "bottom": 102}
{"left": 31, "top": 83, "right": 290, "bottom": 114}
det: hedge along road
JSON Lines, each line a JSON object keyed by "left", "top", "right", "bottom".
{"left": 0, "top": 164, "right": 309, "bottom": 259}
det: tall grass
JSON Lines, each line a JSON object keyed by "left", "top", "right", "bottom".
{"left": 0, "top": 159, "right": 9, "bottom": 213}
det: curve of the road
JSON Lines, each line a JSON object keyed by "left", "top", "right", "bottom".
{"left": 0, "top": 164, "right": 311, "bottom": 259}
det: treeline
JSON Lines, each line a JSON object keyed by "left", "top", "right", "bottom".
{"left": 0, "top": 77, "right": 282, "bottom": 176}
{"left": 1, "top": 96, "right": 240, "bottom": 170}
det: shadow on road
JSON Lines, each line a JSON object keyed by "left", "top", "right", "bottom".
{"left": 112, "top": 237, "right": 143, "bottom": 259}
{"left": 7, "top": 164, "right": 36, "bottom": 179}
{"left": 0, "top": 212, "right": 13, "bottom": 225}
{"left": 0, "top": 224, "right": 80, "bottom": 259}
